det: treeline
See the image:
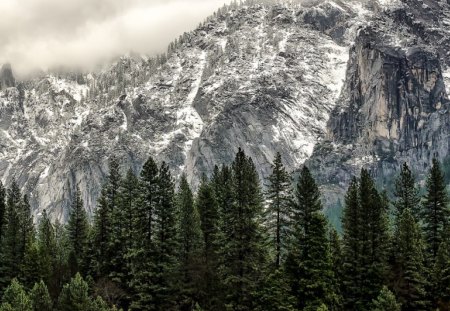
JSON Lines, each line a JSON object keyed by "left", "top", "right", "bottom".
{"left": 0, "top": 150, "right": 450, "bottom": 311}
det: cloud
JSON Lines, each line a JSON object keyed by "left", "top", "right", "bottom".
{"left": 0, "top": 0, "right": 231, "bottom": 77}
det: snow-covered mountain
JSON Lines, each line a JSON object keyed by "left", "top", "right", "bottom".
{"left": 0, "top": 0, "right": 448, "bottom": 221}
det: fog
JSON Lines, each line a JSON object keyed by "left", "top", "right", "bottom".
{"left": 0, "top": 0, "right": 231, "bottom": 77}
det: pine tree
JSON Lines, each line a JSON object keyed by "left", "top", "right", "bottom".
{"left": 150, "top": 162, "right": 179, "bottom": 310}
{"left": 371, "top": 286, "right": 401, "bottom": 311}
{"left": 105, "top": 157, "right": 122, "bottom": 276}
{"left": 342, "top": 170, "right": 390, "bottom": 310}
{"left": 329, "top": 228, "right": 343, "bottom": 309}
{"left": 265, "top": 152, "right": 292, "bottom": 268}
{"left": 129, "top": 157, "right": 159, "bottom": 311}
{"left": 393, "top": 163, "right": 420, "bottom": 218}
{"left": 218, "top": 149, "right": 268, "bottom": 310}
{"left": 0, "top": 181, "right": 6, "bottom": 246}
{"left": 433, "top": 240, "right": 450, "bottom": 310}
{"left": 177, "top": 174, "right": 203, "bottom": 308}
{"left": 20, "top": 241, "right": 41, "bottom": 289}
{"left": 91, "top": 188, "right": 110, "bottom": 277}
{"left": 196, "top": 175, "right": 221, "bottom": 309}
{"left": 30, "top": 281, "right": 52, "bottom": 311}
{"left": 57, "top": 273, "right": 92, "bottom": 311}
{"left": 255, "top": 268, "right": 295, "bottom": 311}
{"left": 67, "top": 185, "right": 89, "bottom": 274}
{"left": 110, "top": 169, "right": 139, "bottom": 307}
{"left": 36, "top": 210, "right": 59, "bottom": 297}
{"left": 0, "top": 180, "right": 24, "bottom": 290}
{"left": 1, "top": 279, "right": 32, "bottom": 311}
{"left": 341, "top": 178, "right": 362, "bottom": 310}
{"left": 18, "top": 195, "right": 36, "bottom": 288}
{"left": 285, "top": 166, "right": 337, "bottom": 310}
{"left": 391, "top": 208, "right": 428, "bottom": 310}
{"left": 422, "top": 158, "right": 449, "bottom": 261}
{"left": 359, "top": 170, "right": 390, "bottom": 306}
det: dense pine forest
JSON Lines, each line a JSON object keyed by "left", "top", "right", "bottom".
{"left": 0, "top": 149, "right": 449, "bottom": 311}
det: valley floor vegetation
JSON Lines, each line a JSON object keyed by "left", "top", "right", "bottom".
{"left": 0, "top": 149, "right": 449, "bottom": 311}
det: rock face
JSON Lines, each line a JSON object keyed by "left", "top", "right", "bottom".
{"left": 0, "top": 0, "right": 449, "bottom": 221}
{"left": 307, "top": 0, "right": 450, "bottom": 215}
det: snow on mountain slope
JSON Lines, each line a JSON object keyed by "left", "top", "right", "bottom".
{"left": 0, "top": 0, "right": 381, "bottom": 220}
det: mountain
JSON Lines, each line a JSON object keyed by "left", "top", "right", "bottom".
{"left": 0, "top": 0, "right": 449, "bottom": 221}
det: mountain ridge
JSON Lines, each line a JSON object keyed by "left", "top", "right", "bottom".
{"left": 1, "top": 0, "right": 448, "bottom": 221}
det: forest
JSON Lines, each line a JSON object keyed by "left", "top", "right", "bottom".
{"left": 0, "top": 148, "right": 449, "bottom": 311}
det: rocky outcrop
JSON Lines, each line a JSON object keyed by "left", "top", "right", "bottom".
{"left": 307, "top": 0, "right": 450, "bottom": 212}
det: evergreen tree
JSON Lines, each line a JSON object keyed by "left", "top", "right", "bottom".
{"left": 20, "top": 241, "right": 41, "bottom": 289}
{"left": 329, "top": 228, "right": 343, "bottom": 309}
{"left": 110, "top": 169, "right": 139, "bottom": 307}
{"left": 196, "top": 175, "right": 221, "bottom": 309}
{"left": 218, "top": 149, "right": 268, "bottom": 310}
{"left": 391, "top": 208, "right": 428, "bottom": 310}
{"left": 422, "top": 158, "right": 449, "bottom": 261}
{"left": 57, "top": 273, "right": 92, "bottom": 311}
{"left": 30, "top": 280, "right": 52, "bottom": 311}
{"left": 393, "top": 163, "right": 421, "bottom": 218}
{"left": 91, "top": 188, "right": 110, "bottom": 277}
{"left": 150, "top": 162, "right": 179, "bottom": 310}
{"left": 177, "top": 174, "right": 204, "bottom": 309}
{"left": 341, "top": 178, "right": 362, "bottom": 310}
{"left": 265, "top": 152, "right": 292, "bottom": 268}
{"left": 129, "top": 157, "right": 159, "bottom": 311}
{"left": 67, "top": 186, "right": 89, "bottom": 274}
{"left": 342, "top": 170, "right": 390, "bottom": 310}
{"left": 359, "top": 170, "right": 390, "bottom": 306}
{"left": 0, "top": 180, "right": 24, "bottom": 290}
{"left": 255, "top": 268, "right": 295, "bottom": 311}
{"left": 36, "top": 210, "right": 59, "bottom": 297}
{"left": 0, "top": 182, "right": 6, "bottom": 246}
{"left": 433, "top": 240, "right": 450, "bottom": 310}
{"left": 285, "top": 166, "right": 337, "bottom": 310}
{"left": 371, "top": 286, "right": 401, "bottom": 311}
{"left": 1, "top": 279, "right": 32, "bottom": 311}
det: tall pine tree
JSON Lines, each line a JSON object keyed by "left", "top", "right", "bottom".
{"left": 394, "top": 163, "right": 421, "bottom": 218}
{"left": 218, "top": 149, "right": 268, "bottom": 310}
{"left": 129, "top": 157, "right": 159, "bottom": 311}
{"left": 265, "top": 152, "right": 292, "bottom": 268}
{"left": 67, "top": 185, "right": 89, "bottom": 275}
{"left": 391, "top": 208, "right": 428, "bottom": 310}
{"left": 285, "top": 166, "right": 337, "bottom": 311}
{"left": 422, "top": 158, "right": 449, "bottom": 262}
{"left": 196, "top": 175, "right": 221, "bottom": 309}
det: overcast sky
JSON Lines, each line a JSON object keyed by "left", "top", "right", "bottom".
{"left": 0, "top": 0, "right": 231, "bottom": 77}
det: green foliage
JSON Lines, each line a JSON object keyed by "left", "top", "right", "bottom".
{"left": 341, "top": 170, "right": 390, "bottom": 310}
{"left": 177, "top": 173, "right": 204, "bottom": 309}
{"left": 391, "top": 208, "right": 428, "bottom": 310}
{"left": 67, "top": 186, "right": 90, "bottom": 274}
{"left": 1, "top": 279, "right": 32, "bottom": 311}
{"left": 371, "top": 286, "right": 401, "bottom": 311}
{"left": 196, "top": 175, "right": 221, "bottom": 309}
{"left": 4, "top": 153, "right": 450, "bottom": 311}
{"left": 433, "top": 240, "right": 450, "bottom": 310}
{"left": 218, "top": 148, "right": 268, "bottom": 310}
{"left": 30, "top": 280, "right": 52, "bottom": 311}
{"left": 422, "top": 158, "right": 450, "bottom": 261}
{"left": 394, "top": 163, "right": 421, "bottom": 218}
{"left": 265, "top": 152, "right": 292, "bottom": 268}
{"left": 286, "top": 166, "right": 338, "bottom": 311}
